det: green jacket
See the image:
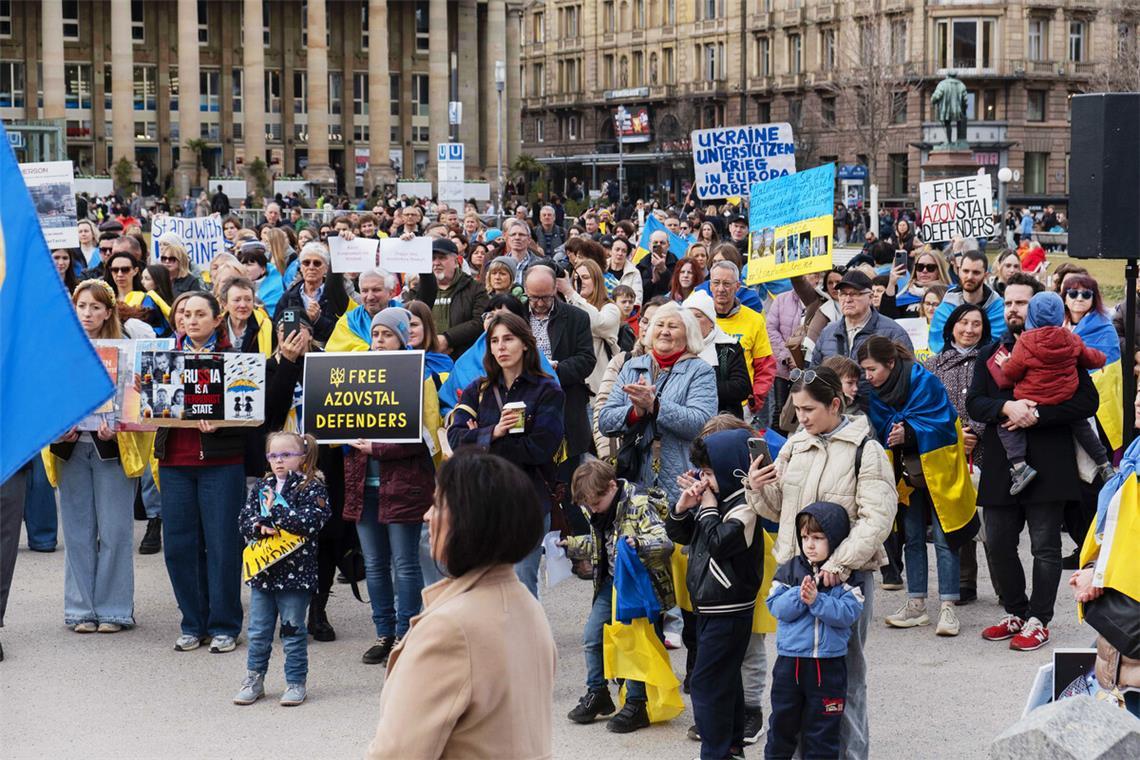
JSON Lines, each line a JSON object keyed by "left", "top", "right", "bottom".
{"left": 565, "top": 480, "right": 675, "bottom": 609}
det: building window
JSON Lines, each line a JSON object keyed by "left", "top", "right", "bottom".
{"left": 532, "top": 63, "right": 545, "bottom": 96}
{"left": 231, "top": 69, "right": 242, "bottom": 112}
{"left": 536, "top": 117, "right": 545, "bottom": 142}
{"left": 821, "top": 96, "right": 836, "bottom": 126}
{"left": 361, "top": 0, "right": 369, "bottom": 49}
{"left": 328, "top": 72, "right": 343, "bottom": 116}
{"left": 412, "top": 73, "right": 429, "bottom": 116}
{"left": 603, "top": 54, "right": 614, "bottom": 88}
{"left": 390, "top": 73, "right": 400, "bottom": 116}
{"left": 133, "top": 65, "right": 157, "bottom": 111}
{"left": 757, "top": 100, "right": 771, "bottom": 122}
{"left": 415, "top": 1, "right": 429, "bottom": 51}
{"left": 635, "top": 0, "right": 645, "bottom": 28}
{"left": 1069, "top": 20, "right": 1086, "bottom": 62}
{"left": 265, "top": 70, "right": 281, "bottom": 113}
{"left": 981, "top": 89, "right": 998, "bottom": 121}
{"left": 758, "top": 36, "right": 771, "bottom": 77}
{"left": 821, "top": 29, "right": 835, "bottom": 71}
{"left": 131, "top": 0, "right": 145, "bottom": 43}
{"left": 199, "top": 70, "right": 220, "bottom": 113}
{"left": 568, "top": 114, "right": 579, "bottom": 140}
{"left": 663, "top": 47, "right": 674, "bottom": 83}
{"left": 890, "top": 18, "right": 907, "bottom": 65}
{"left": 666, "top": 0, "right": 675, "bottom": 25}
{"left": 293, "top": 71, "right": 307, "bottom": 114}
{"left": 935, "top": 18, "right": 995, "bottom": 71}
{"left": 789, "top": 33, "right": 802, "bottom": 74}
{"left": 889, "top": 153, "right": 908, "bottom": 195}
{"left": 1025, "top": 152, "right": 1048, "bottom": 194}
{"left": 65, "top": 63, "right": 92, "bottom": 110}
{"left": 788, "top": 97, "right": 802, "bottom": 127}
{"left": 0, "top": 0, "right": 10, "bottom": 39}
{"left": 704, "top": 0, "right": 718, "bottom": 21}
{"left": 603, "top": 0, "right": 615, "bottom": 32}
{"left": 649, "top": 52, "right": 658, "bottom": 84}
{"left": 169, "top": 65, "right": 178, "bottom": 111}
{"left": 566, "top": 5, "right": 579, "bottom": 37}
{"left": 891, "top": 91, "right": 908, "bottom": 124}
{"left": 0, "top": 61, "right": 25, "bottom": 107}
{"left": 62, "top": 0, "right": 80, "bottom": 41}
{"left": 1027, "top": 89, "right": 1046, "bottom": 122}
{"left": 353, "top": 124, "right": 368, "bottom": 141}
{"left": 263, "top": 0, "right": 271, "bottom": 46}
{"left": 705, "top": 44, "right": 717, "bottom": 80}
{"left": 632, "top": 52, "right": 643, "bottom": 86}
{"left": 413, "top": 125, "right": 429, "bottom": 142}
{"left": 533, "top": 11, "right": 544, "bottom": 43}
{"left": 1028, "top": 18, "right": 1048, "bottom": 61}
{"left": 353, "top": 72, "right": 368, "bottom": 115}
{"left": 197, "top": 0, "right": 209, "bottom": 44}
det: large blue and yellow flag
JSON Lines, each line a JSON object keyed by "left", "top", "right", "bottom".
{"left": 0, "top": 123, "right": 115, "bottom": 482}
{"left": 868, "top": 363, "right": 977, "bottom": 536}
{"left": 633, "top": 214, "right": 690, "bottom": 264}
{"left": 1079, "top": 436, "right": 1140, "bottom": 608}
{"left": 1072, "top": 310, "right": 1124, "bottom": 451}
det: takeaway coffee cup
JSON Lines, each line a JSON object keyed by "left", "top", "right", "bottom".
{"left": 503, "top": 401, "right": 527, "bottom": 434}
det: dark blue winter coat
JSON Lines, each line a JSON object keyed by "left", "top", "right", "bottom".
{"left": 239, "top": 471, "right": 330, "bottom": 592}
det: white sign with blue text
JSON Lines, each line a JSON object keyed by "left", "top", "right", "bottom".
{"left": 151, "top": 214, "right": 225, "bottom": 266}
{"left": 691, "top": 123, "right": 796, "bottom": 200}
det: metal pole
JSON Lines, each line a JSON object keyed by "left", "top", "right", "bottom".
{"left": 1125, "top": 261, "right": 1138, "bottom": 445}
{"left": 496, "top": 90, "right": 503, "bottom": 227}
{"left": 616, "top": 106, "right": 626, "bottom": 203}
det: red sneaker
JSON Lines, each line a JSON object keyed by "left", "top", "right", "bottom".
{"left": 981, "top": 614, "right": 1024, "bottom": 641}
{"left": 1009, "top": 618, "right": 1050, "bottom": 651}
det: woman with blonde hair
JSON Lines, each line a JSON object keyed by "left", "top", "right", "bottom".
{"left": 559, "top": 257, "right": 622, "bottom": 393}
{"left": 157, "top": 233, "right": 204, "bottom": 296}
{"left": 882, "top": 246, "right": 951, "bottom": 317}
{"left": 208, "top": 253, "right": 246, "bottom": 296}
{"left": 258, "top": 226, "right": 300, "bottom": 313}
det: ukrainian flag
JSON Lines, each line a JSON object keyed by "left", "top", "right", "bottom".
{"left": 1072, "top": 310, "right": 1124, "bottom": 451}
{"left": 868, "top": 363, "right": 977, "bottom": 537}
{"left": 1079, "top": 436, "right": 1140, "bottom": 605}
{"left": 0, "top": 122, "right": 115, "bottom": 482}
{"left": 438, "top": 330, "right": 559, "bottom": 415}
{"left": 324, "top": 302, "right": 370, "bottom": 353}
{"left": 633, "top": 214, "right": 690, "bottom": 264}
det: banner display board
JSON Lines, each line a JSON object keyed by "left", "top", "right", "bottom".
{"left": 379, "top": 237, "right": 432, "bottom": 274}
{"left": 303, "top": 351, "right": 425, "bottom": 443}
{"left": 746, "top": 163, "right": 835, "bottom": 285}
{"left": 918, "top": 174, "right": 996, "bottom": 244}
{"left": 151, "top": 214, "right": 225, "bottom": 266}
{"left": 691, "top": 123, "right": 796, "bottom": 199}
{"left": 137, "top": 351, "right": 265, "bottom": 427}
{"left": 18, "top": 160, "right": 78, "bottom": 248}
{"left": 329, "top": 235, "right": 380, "bottom": 273}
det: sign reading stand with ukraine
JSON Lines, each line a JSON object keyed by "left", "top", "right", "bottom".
{"left": 746, "top": 163, "right": 835, "bottom": 285}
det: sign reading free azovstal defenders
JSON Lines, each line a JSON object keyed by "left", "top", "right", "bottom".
{"left": 303, "top": 351, "right": 425, "bottom": 444}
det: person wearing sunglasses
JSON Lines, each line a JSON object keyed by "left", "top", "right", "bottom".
{"left": 156, "top": 233, "right": 205, "bottom": 297}
{"left": 881, "top": 248, "right": 949, "bottom": 318}
{"left": 926, "top": 248, "right": 1007, "bottom": 354}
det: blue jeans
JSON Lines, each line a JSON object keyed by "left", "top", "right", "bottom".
{"left": 141, "top": 465, "right": 161, "bottom": 519}
{"left": 902, "top": 489, "right": 960, "bottom": 602}
{"left": 514, "top": 513, "right": 551, "bottom": 598}
{"left": 57, "top": 442, "right": 137, "bottom": 626}
{"left": 247, "top": 587, "right": 309, "bottom": 684}
{"left": 159, "top": 464, "right": 245, "bottom": 638}
{"left": 418, "top": 523, "right": 445, "bottom": 586}
{"left": 583, "top": 576, "right": 647, "bottom": 701}
{"left": 23, "top": 456, "right": 58, "bottom": 550}
{"left": 356, "top": 488, "right": 423, "bottom": 638}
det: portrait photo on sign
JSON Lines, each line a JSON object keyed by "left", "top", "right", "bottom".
{"left": 812, "top": 235, "right": 828, "bottom": 258}
{"left": 774, "top": 237, "right": 786, "bottom": 265}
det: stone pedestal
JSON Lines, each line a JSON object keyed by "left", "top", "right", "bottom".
{"left": 923, "top": 148, "right": 979, "bottom": 182}
{"left": 990, "top": 695, "right": 1140, "bottom": 760}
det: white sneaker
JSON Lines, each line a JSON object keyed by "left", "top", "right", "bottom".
{"left": 885, "top": 599, "right": 930, "bottom": 628}
{"left": 209, "top": 634, "right": 237, "bottom": 653}
{"left": 936, "top": 604, "right": 960, "bottom": 637}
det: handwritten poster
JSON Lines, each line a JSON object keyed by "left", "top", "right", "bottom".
{"left": 329, "top": 235, "right": 380, "bottom": 273}
{"left": 151, "top": 215, "right": 225, "bottom": 266}
{"left": 691, "top": 123, "right": 796, "bottom": 200}
{"left": 379, "top": 237, "right": 433, "bottom": 274}
{"left": 746, "top": 163, "right": 835, "bottom": 285}
{"left": 918, "top": 174, "right": 996, "bottom": 244}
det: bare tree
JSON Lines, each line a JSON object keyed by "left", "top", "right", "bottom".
{"left": 1086, "top": 2, "right": 1140, "bottom": 92}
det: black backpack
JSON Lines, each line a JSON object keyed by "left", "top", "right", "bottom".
{"left": 616, "top": 322, "right": 637, "bottom": 352}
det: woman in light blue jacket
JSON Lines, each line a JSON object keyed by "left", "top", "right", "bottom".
{"left": 598, "top": 302, "right": 718, "bottom": 505}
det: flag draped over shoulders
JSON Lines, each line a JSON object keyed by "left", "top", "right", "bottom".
{"left": 1079, "top": 435, "right": 1140, "bottom": 605}
{"left": 1072, "top": 310, "right": 1123, "bottom": 450}
{"left": 325, "top": 302, "right": 370, "bottom": 353}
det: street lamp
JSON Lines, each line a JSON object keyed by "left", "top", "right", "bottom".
{"left": 495, "top": 60, "right": 506, "bottom": 227}
{"left": 997, "top": 166, "right": 1012, "bottom": 247}
{"left": 615, "top": 106, "right": 627, "bottom": 203}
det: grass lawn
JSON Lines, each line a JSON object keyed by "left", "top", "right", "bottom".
{"left": 1036, "top": 253, "right": 1130, "bottom": 304}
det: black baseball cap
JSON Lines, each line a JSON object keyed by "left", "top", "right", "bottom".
{"left": 431, "top": 238, "right": 459, "bottom": 257}
{"left": 836, "top": 270, "right": 873, "bottom": 292}
{"left": 728, "top": 214, "right": 747, "bottom": 226}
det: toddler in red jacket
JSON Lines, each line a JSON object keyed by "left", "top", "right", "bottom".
{"left": 998, "top": 291, "right": 1112, "bottom": 495}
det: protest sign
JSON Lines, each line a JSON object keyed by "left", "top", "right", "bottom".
{"left": 303, "top": 351, "right": 425, "bottom": 443}
{"left": 746, "top": 163, "right": 835, "bottom": 285}
{"left": 691, "top": 123, "right": 796, "bottom": 200}
{"left": 77, "top": 343, "right": 126, "bottom": 431}
{"left": 895, "top": 318, "right": 932, "bottom": 363}
{"left": 150, "top": 214, "right": 226, "bottom": 266}
{"left": 137, "top": 351, "right": 265, "bottom": 427}
{"left": 379, "top": 236, "right": 432, "bottom": 274}
{"left": 18, "top": 160, "right": 78, "bottom": 248}
{"left": 329, "top": 235, "right": 379, "bottom": 273}
{"left": 242, "top": 527, "right": 308, "bottom": 583}
{"left": 918, "top": 174, "right": 997, "bottom": 244}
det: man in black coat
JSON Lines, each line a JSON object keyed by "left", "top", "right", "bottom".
{"left": 966, "top": 273, "right": 1099, "bottom": 652}
{"left": 405, "top": 238, "right": 488, "bottom": 357}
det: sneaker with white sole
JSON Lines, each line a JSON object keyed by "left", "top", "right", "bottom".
{"left": 742, "top": 708, "right": 765, "bottom": 744}
{"left": 174, "top": 634, "right": 204, "bottom": 651}
{"left": 885, "top": 599, "right": 930, "bottom": 628}
{"left": 981, "top": 614, "right": 1024, "bottom": 641}
{"left": 233, "top": 671, "right": 265, "bottom": 705}
{"left": 73, "top": 621, "right": 97, "bottom": 633}
{"left": 280, "top": 683, "right": 307, "bottom": 706}
{"left": 1009, "top": 617, "right": 1050, "bottom": 651}
{"left": 936, "top": 604, "right": 960, "bottom": 636}
{"left": 209, "top": 634, "right": 237, "bottom": 653}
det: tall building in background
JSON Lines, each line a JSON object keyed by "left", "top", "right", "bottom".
{"left": 520, "top": 0, "right": 1139, "bottom": 210}
{"left": 0, "top": 0, "right": 523, "bottom": 196}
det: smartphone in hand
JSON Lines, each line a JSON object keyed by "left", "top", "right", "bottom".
{"left": 747, "top": 437, "right": 771, "bottom": 467}
{"left": 893, "top": 249, "right": 909, "bottom": 272}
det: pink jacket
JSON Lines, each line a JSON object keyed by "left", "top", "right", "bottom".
{"left": 766, "top": 289, "right": 805, "bottom": 380}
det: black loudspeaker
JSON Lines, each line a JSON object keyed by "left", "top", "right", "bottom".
{"left": 1068, "top": 93, "right": 1140, "bottom": 259}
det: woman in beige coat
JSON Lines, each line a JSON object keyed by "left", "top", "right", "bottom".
{"left": 745, "top": 366, "right": 897, "bottom": 760}
{"left": 367, "top": 450, "right": 556, "bottom": 760}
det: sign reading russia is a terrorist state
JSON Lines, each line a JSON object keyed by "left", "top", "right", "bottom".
{"left": 918, "top": 174, "right": 997, "bottom": 244}
{"left": 302, "top": 351, "right": 425, "bottom": 444}
{"left": 690, "top": 123, "right": 796, "bottom": 200}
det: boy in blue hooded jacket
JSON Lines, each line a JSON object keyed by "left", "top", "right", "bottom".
{"left": 765, "top": 501, "right": 865, "bottom": 760}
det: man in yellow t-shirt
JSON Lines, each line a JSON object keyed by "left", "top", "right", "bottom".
{"left": 707, "top": 261, "right": 776, "bottom": 413}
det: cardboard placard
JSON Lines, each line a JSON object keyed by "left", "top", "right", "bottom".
{"left": 77, "top": 344, "right": 126, "bottom": 431}
{"left": 746, "top": 163, "right": 835, "bottom": 285}
{"left": 137, "top": 351, "right": 265, "bottom": 427}
{"left": 242, "top": 528, "right": 308, "bottom": 583}
{"left": 379, "top": 236, "right": 432, "bottom": 274}
{"left": 328, "top": 235, "right": 380, "bottom": 273}
{"left": 691, "top": 123, "right": 796, "bottom": 200}
{"left": 918, "top": 174, "right": 997, "bottom": 244}
{"left": 151, "top": 214, "right": 226, "bottom": 266}
{"left": 18, "top": 160, "right": 78, "bottom": 249}
{"left": 303, "top": 351, "right": 425, "bottom": 443}
{"left": 895, "top": 317, "right": 932, "bottom": 363}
